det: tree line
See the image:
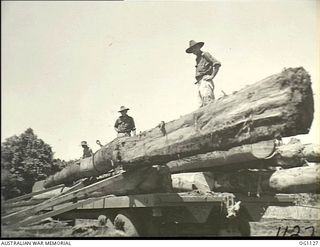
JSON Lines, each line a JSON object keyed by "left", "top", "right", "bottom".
{"left": 1, "top": 128, "right": 75, "bottom": 199}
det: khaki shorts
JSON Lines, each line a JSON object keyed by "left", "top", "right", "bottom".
{"left": 117, "top": 132, "right": 131, "bottom": 137}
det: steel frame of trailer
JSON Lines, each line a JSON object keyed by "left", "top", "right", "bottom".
{"left": 52, "top": 192, "right": 295, "bottom": 237}
{"left": 76, "top": 192, "right": 235, "bottom": 209}
{"left": 49, "top": 192, "right": 236, "bottom": 236}
{"left": 2, "top": 191, "right": 297, "bottom": 237}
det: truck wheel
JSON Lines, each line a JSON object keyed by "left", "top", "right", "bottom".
{"left": 144, "top": 218, "right": 161, "bottom": 237}
{"left": 114, "top": 211, "right": 141, "bottom": 237}
{"left": 218, "top": 219, "right": 243, "bottom": 236}
{"left": 218, "top": 210, "right": 251, "bottom": 236}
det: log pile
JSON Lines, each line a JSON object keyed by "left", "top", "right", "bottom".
{"left": 41, "top": 66, "right": 318, "bottom": 201}
{"left": 2, "top": 67, "right": 318, "bottom": 236}
{"left": 44, "top": 67, "right": 314, "bottom": 188}
{"left": 169, "top": 136, "right": 319, "bottom": 195}
{"left": 168, "top": 139, "right": 320, "bottom": 173}
{"left": 171, "top": 164, "right": 320, "bottom": 194}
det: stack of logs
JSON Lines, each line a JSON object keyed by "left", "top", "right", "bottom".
{"left": 43, "top": 67, "right": 319, "bottom": 196}
{"left": 169, "top": 138, "right": 320, "bottom": 195}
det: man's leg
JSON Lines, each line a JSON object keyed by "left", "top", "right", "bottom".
{"left": 198, "top": 78, "right": 215, "bottom": 107}
{"left": 198, "top": 86, "right": 204, "bottom": 108}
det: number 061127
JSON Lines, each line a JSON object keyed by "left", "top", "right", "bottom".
{"left": 299, "top": 241, "right": 319, "bottom": 245}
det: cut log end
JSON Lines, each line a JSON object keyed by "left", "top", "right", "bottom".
{"left": 282, "top": 67, "right": 314, "bottom": 136}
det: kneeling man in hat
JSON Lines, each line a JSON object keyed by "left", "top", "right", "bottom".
{"left": 186, "top": 40, "right": 221, "bottom": 107}
{"left": 114, "top": 106, "right": 136, "bottom": 137}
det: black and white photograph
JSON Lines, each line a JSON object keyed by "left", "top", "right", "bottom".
{"left": 1, "top": 0, "right": 319, "bottom": 239}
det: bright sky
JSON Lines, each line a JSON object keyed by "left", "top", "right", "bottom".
{"left": 2, "top": 0, "right": 319, "bottom": 160}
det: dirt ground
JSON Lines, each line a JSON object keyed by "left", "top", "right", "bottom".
{"left": 1, "top": 219, "right": 126, "bottom": 238}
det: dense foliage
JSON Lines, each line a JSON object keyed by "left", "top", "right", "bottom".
{"left": 1, "top": 128, "right": 67, "bottom": 199}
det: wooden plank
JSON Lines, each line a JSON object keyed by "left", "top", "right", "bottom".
{"left": 3, "top": 199, "right": 46, "bottom": 209}
{"left": 2, "top": 166, "right": 168, "bottom": 225}
{"left": 7, "top": 198, "right": 98, "bottom": 229}
{"left": 1, "top": 171, "right": 126, "bottom": 225}
{"left": 43, "top": 67, "right": 314, "bottom": 188}
{"left": 4, "top": 184, "right": 64, "bottom": 204}
{"left": 30, "top": 181, "right": 84, "bottom": 200}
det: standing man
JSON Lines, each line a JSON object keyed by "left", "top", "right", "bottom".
{"left": 114, "top": 106, "right": 136, "bottom": 137}
{"left": 186, "top": 40, "right": 221, "bottom": 107}
{"left": 81, "top": 141, "right": 93, "bottom": 159}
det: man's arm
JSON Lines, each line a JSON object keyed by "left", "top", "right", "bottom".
{"left": 114, "top": 119, "right": 119, "bottom": 133}
{"left": 203, "top": 52, "right": 221, "bottom": 66}
{"left": 211, "top": 64, "right": 221, "bottom": 79}
{"left": 204, "top": 52, "right": 221, "bottom": 79}
{"left": 131, "top": 117, "right": 136, "bottom": 136}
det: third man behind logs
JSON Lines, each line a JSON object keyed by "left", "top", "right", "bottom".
{"left": 81, "top": 141, "right": 93, "bottom": 159}
{"left": 114, "top": 106, "right": 136, "bottom": 137}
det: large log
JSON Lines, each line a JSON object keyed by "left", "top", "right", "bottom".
{"left": 171, "top": 172, "right": 215, "bottom": 193}
{"left": 167, "top": 139, "right": 320, "bottom": 173}
{"left": 172, "top": 165, "right": 320, "bottom": 194}
{"left": 168, "top": 140, "right": 276, "bottom": 173}
{"left": 269, "top": 164, "right": 320, "bottom": 193}
{"left": 44, "top": 67, "right": 313, "bottom": 188}
{"left": 172, "top": 171, "right": 274, "bottom": 195}
{"left": 273, "top": 138, "right": 320, "bottom": 167}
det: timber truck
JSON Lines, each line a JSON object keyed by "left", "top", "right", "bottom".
{"left": 1, "top": 160, "right": 311, "bottom": 237}
{"left": 2, "top": 67, "right": 319, "bottom": 237}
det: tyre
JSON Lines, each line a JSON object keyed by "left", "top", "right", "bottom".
{"left": 113, "top": 211, "right": 142, "bottom": 237}
{"left": 218, "top": 208, "right": 251, "bottom": 236}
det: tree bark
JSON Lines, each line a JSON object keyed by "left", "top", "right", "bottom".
{"left": 167, "top": 139, "right": 320, "bottom": 173}
{"left": 171, "top": 170, "right": 274, "bottom": 194}
{"left": 168, "top": 140, "right": 276, "bottom": 173}
{"left": 44, "top": 67, "right": 314, "bottom": 188}
{"left": 273, "top": 138, "right": 320, "bottom": 167}
{"left": 111, "top": 67, "right": 313, "bottom": 166}
{"left": 269, "top": 164, "right": 320, "bottom": 193}
{"left": 171, "top": 172, "right": 215, "bottom": 193}
{"left": 172, "top": 165, "right": 320, "bottom": 194}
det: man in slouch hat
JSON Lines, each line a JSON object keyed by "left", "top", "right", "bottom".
{"left": 186, "top": 40, "right": 221, "bottom": 107}
{"left": 114, "top": 106, "right": 136, "bottom": 137}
